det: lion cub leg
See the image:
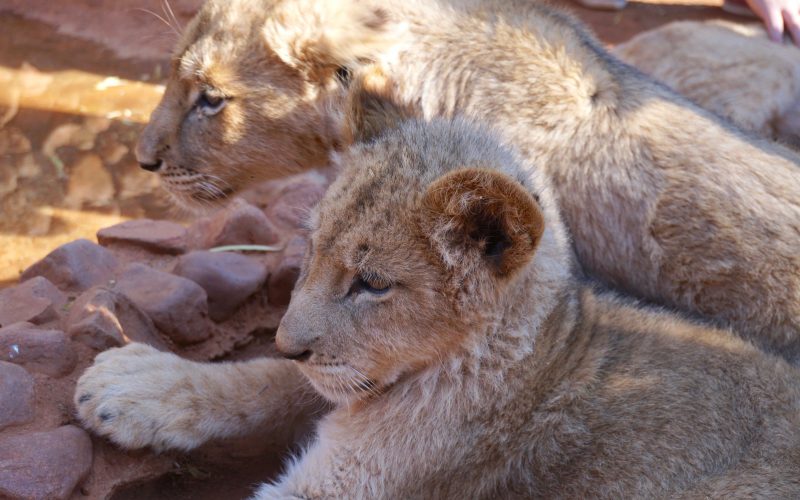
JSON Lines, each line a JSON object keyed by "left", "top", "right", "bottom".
{"left": 75, "top": 343, "right": 321, "bottom": 452}
{"left": 251, "top": 440, "right": 372, "bottom": 500}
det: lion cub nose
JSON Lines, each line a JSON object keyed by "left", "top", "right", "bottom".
{"left": 138, "top": 159, "right": 163, "bottom": 172}
{"left": 276, "top": 304, "right": 318, "bottom": 362}
{"left": 278, "top": 348, "right": 313, "bottom": 362}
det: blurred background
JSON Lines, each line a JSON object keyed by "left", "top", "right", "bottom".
{"left": 0, "top": 0, "right": 742, "bottom": 287}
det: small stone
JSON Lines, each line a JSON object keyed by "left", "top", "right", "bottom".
{"left": 174, "top": 251, "right": 268, "bottom": 322}
{"left": 98, "top": 219, "right": 187, "bottom": 255}
{"left": 0, "top": 277, "right": 66, "bottom": 328}
{"left": 20, "top": 239, "right": 118, "bottom": 293}
{"left": 66, "top": 286, "right": 167, "bottom": 351}
{"left": 101, "top": 143, "right": 129, "bottom": 165}
{"left": 16, "top": 153, "right": 41, "bottom": 179}
{"left": 0, "top": 361, "right": 34, "bottom": 431}
{"left": 115, "top": 264, "right": 210, "bottom": 345}
{"left": 0, "top": 163, "right": 18, "bottom": 197}
{"left": 0, "top": 425, "right": 93, "bottom": 500}
{"left": 0, "top": 323, "right": 77, "bottom": 377}
{"left": 84, "top": 116, "right": 111, "bottom": 135}
{"left": 64, "top": 153, "right": 114, "bottom": 208}
{"left": 265, "top": 172, "right": 328, "bottom": 230}
{"left": 0, "top": 127, "right": 32, "bottom": 155}
{"left": 117, "top": 160, "right": 160, "bottom": 199}
{"left": 193, "top": 198, "right": 280, "bottom": 249}
{"left": 267, "top": 236, "right": 307, "bottom": 306}
{"left": 42, "top": 123, "right": 96, "bottom": 157}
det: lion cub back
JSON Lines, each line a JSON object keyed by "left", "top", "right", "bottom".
{"left": 614, "top": 20, "right": 800, "bottom": 148}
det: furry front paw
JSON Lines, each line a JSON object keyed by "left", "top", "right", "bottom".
{"left": 251, "top": 483, "right": 305, "bottom": 500}
{"left": 74, "top": 343, "right": 205, "bottom": 451}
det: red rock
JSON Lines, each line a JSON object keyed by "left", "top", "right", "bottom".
{"left": 267, "top": 236, "right": 307, "bottom": 306}
{"left": 0, "top": 322, "right": 76, "bottom": 377}
{"left": 0, "top": 425, "right": 93, "bottom": 500}
{"left": 0, "top": 277, "right": 66, "bottom": 328}
{"left": 97, "top": 219, "right": 187, "bottom": 255}
{"left": 20, "top": 238, "right": 118, "bottom": 293}
{"left": 191, "top": 198, "right": 280, "bottom": 249}
{"left": 0, "top": 361, "right": 34, "bottom": 431}
{"left": 66, "top": 286, "right": 168, "bottom": 351}
{"left": 174, "top": 251, "right": 268, "bottom": 322}
{"left": 265, "top": 172, "right": 328, "bottom": 230}
{"left": 114, "top": 264, "right": 210, "bottom": 345}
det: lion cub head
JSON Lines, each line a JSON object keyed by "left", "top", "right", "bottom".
{"left": 136, "top": 0, "right": 399, "bottom": 208}
{"left": 275, "top": 89, "right": 569, "bottom": 405}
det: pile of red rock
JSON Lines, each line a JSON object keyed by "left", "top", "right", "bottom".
{"left": 0, "top": 171, "right": 329, "bottom": 499}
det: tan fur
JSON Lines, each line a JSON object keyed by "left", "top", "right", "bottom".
{"left": 83, "top": 103, "right": 800, "bottom": 498}
{"left": 613, "top": 20, "right": 800, "bottom": 149}
{"left": 138, "top": 0, "right": 800, "bottom": 362}
{"left": 74, "top": 343, "right": 323, "bottom": 452}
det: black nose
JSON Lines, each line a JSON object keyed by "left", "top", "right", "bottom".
{"left": 139, "top": 160, "right": 163, "bottom": 172}
{"left": 279, "top": 349, "right": 312, "bottom": 362}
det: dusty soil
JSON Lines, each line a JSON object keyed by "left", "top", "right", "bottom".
{"left": 0, "top": 0, "right": 760, "bottom": 498}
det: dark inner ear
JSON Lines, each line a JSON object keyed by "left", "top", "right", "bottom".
{"left": 424, "top": 168, "right": 545, "bottom": 278}
{"left": 469, "top": 217, "right": 511, "bottom": 266}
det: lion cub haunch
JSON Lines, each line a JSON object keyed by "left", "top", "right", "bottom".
{"left": 613, "top": 20, "right": 800, "bottom": 149}
{"left": 255, "top": 94, "right": 800, "bottom": 499}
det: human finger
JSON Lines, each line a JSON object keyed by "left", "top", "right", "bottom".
{"left": 784, "top": 7, "right": 800, "bottom": 45}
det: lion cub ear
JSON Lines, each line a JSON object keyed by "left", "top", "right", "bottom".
{"left": 423, "top": 168, "right": 545, "bottom": 277}
{"left": 263, "top": 0, "right": 400, "bottom": 80}
{"left": 341, "top": 68, "right": 416, "bottom": 145}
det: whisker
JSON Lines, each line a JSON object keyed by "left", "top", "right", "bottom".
{"left": 133, "top": 7, "right": 180, "bottom": 37}
{"left": 351, "top": 367, "right": 381, "bottom": 398}
{"left": 162, "top": 0, "right": 184, "bottom": 34}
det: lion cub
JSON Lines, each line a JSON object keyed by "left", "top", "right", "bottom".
{"left": 614, "top": 20, "right": 800, "bottom": 149}
{"left": 137, "top": 0, "right": 800, "bottom": 363}
{"left": 78, "top": 91, "right": 800, "bottom": 498}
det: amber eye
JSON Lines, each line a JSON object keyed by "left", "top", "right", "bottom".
{"left": 196, "top": 90, "right": 226, "bottom": 115}
{"left": 348, "top": 274, "right": 392, "bottom": 296}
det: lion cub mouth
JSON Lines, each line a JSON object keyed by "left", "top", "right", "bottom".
{"left": 158, "top": 168, "right": 235, "bottom": 209}
{"left": 302, "top": 363, "right": 384, "bottom": 401}
{"left": 189, "top": 186, "right": 234, "bottom": 202}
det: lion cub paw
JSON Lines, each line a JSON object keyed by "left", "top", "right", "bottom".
{"left": 75, "top": 343, "right": 206, "bottom": 452}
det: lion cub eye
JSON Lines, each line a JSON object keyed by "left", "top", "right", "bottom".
{"left": 348, "top": 274, "right": 392, "bottom": 297}
{"left": 196, "top": 90, "right": 227, "bottom": 116}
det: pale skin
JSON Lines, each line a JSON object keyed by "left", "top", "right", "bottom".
{"left": 746, "top": 0, "right": 800, "bottom": 44}
{"left": 575, "top": 0, "right": 800, "bottom": 45}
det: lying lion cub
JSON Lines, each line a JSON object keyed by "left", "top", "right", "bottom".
{"left": 614, "top": 20, "right": 800, "bottom": 149}
{"left": 80, "top": 90, "right": 800, "bottom": 498}
{"left": 137, "top": 0, "right": 800, "bottom": 362}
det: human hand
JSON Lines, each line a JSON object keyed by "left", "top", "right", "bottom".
{"left": 745, "top": 0, "right": 800, "bottom": 45}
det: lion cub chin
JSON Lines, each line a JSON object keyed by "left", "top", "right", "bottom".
{"left": 251, "top": 91, "right": 800, "bottom": 498}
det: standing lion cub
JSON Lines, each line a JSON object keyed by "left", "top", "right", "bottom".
{"left": 78, "top": 90, "right": 800, "bottom": 498}
{"left": 136, "top": 0, "right": 800, "bottom": 363}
